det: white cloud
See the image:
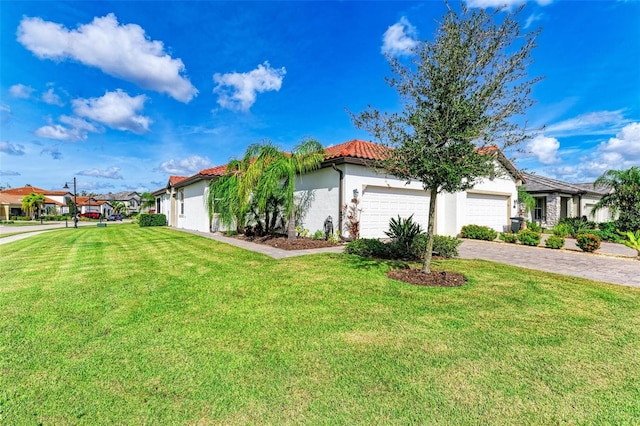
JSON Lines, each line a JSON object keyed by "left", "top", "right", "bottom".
{"left": 465, "top": 0, "right": 552, "bottom": 9}
{"left": 524, "top": 13, "right": 543, "bottom": 29}
{"left": 0, "top": 104, "right": 10, "bottom": 113}
{"left": 527, "top": 134, "right": 560, "bottom": 164}
{"left": 42, "top": 87, "right": 64, "bottom": 106}
{"left": 72, "top": 90, "right": 151, "bottom": 133}
{"left": 78, "top": 166, "right": 124, "bottom": 180}
{"left": 9, "top": 84, "right": 35, "bottom": 99}
{"left": 545, "top": 110, "right": 627, "bottom": 137}
{"left": 17, "top": 14, "right": 198, "bottom": 102}
{"left": 59, "top": 115, "right": 99, "bottom": 133}
{"left": 0, "top": 141, "right": 25, "bottom": 155}
{"left": 381, "top": 17, "right": 419, "bottom": 57}
{"left": 35, "top": 123, "right": 86, "bottom": 141}
{"left": 159, "top": 155, "right": 212, "bottom": 175}
{"left": 598, "top": 122, "right": 640, "bottom": 164}
{"left": 0, "top": 170, "right": 20, "bottom": 176}
{"left": 213, "top": 62, "right": 286, "bottom": 112}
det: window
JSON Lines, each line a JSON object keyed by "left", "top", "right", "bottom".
{"left": 534, "top": 197, "right": 545, "bottom": 220}
{"left": 180, "top": 191, "right": 184, "bottom": 215}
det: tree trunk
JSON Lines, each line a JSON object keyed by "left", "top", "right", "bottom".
{"left": 421, "top": 188, "right": 439, "bottom": 274}
{"left": 287, "top": 205, "right": 297, "bottom": 241}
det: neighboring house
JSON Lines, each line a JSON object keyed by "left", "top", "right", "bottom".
{"left": 0, "top": 185, "right": 71, "bottom": 218}
{"left": 522, "top": 173, "right": 614, "bottom": 228}
{"left": 295, "top": 140, "right": 522, "bottom": 238}
{"left": 75, "top": 196, "right": 113, "bottom": 217}
{"left": 94, "top": 191, "right": 141, "bottom": 216}
{"left": 154, "top": 139, "right": 523, "bottom": 238}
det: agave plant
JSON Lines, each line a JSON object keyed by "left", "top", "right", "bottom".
{"left": 385, "top": 214, "right": 424, "bottom": 255}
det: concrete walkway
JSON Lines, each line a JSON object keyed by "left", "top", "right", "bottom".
{"left": 0, "top": 220, "right": 129, "bottom": 245}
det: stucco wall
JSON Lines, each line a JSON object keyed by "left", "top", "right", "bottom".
{"left": 294, "top": 167, "right": 341, "bottom": 235}
{"left": 176, "top": 180, "right": 211, "bottom": 233}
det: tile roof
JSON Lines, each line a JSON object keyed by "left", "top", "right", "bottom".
{"left": 198, "top": 165, "right": 227, "bottom": 177}
{"left": 169, "top": 175, "right": 189, "bottom": 185}
{"left": 0, "top": 186, "right": 69, "bottom": 196}
{"left": 522, "top": 173, "right": 608, "bottom": 195}
{"left": 0, "top": 193, "right": 24, "bottom": 204}
{"left": 324, "top": 139, "right": 390, "bottom": 161}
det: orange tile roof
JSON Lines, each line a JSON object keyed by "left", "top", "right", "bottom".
{"left": 198, "top": 165, "right": 228, "bottom": 176}
{"left": 324, "top": 139, "right": 390, "bottom": 161}
{"left": 169, "top": 175, "right": 188, "bottom": 185}
{"left": 0, "top": 193, "right": 23, "bottom": 204}
{"left": 0, "top": 186, "right": 69, "bottom": 196}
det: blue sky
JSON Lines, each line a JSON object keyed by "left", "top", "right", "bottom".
{"left": 1, "top": 0, "right": 639, "bottom": 194}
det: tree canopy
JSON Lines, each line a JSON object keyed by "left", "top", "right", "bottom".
{"left": 353, "top": 4, "right": 540, "bottom": 273}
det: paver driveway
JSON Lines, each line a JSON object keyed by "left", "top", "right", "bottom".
{"left": 459, "top": 239, "right": 640, "bottom": 288}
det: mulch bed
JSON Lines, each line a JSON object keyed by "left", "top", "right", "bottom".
{"left": 387, "top": 269, "right": 467, "bottom": 287}
{"left": 233, "top": 235, "right": 341, "bottom": 250}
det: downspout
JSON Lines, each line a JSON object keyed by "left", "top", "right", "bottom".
{"left": 331, "top": 163, "right": 344, "bottom": 234}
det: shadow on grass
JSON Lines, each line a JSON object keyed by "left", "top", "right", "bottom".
{"left": 342, "top": 253, "right": 415, "bottom": 271}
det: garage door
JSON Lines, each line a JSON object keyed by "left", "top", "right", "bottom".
{"left": 465, "top": 193, "right": 508, "bottom": 232}
{"left": 360, "top": 186, "right": 430, "bottom": 238}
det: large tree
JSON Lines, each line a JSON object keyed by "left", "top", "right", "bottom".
{"left": 592, "top": 166, "right": 640, "bottom": 232}
{"left": 353, "top": 4, "right": 540, "bottom": 273}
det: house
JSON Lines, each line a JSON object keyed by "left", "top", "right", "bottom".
{"left": 521, "top": 173, "right": 614, "bottom": 228}
{"left": 94, "top": 191, "right": 141, "bottom": 216}
{"left": 75, "top": 196, "right": 113, "bottom": 217}
{"left": 0, "top": 185, "right": 71, "bottom": 219}
{"left": 154, "top": 139, "right": 523, "bottom": 238}
{"left": 294, "top": 140, "right": 522, "bottom": 238}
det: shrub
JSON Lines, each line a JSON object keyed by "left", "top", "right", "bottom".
{"left": 431, "top": 235, "right": 462, "bottom": 258}
{"left": 576, "top": 233, "right": 601, "bottom": 253}
{"left": 517, "top": 229, "right": 541, "bottom": 246}
{"left": 552, "top": 223, "right": 571, "bottom": 238}
{"left": 620, "top": 230, "right": 640, "bottom": 259}
{"left": 344, "top": 238, "right": 389, "bottom": 258}
{"left": 311, "top": 230, "right": 324, "bottom": 240}
{"left": 138, "top": 213, "right": 167, "bottom": 227}
{"left": 460, "top": 224, "right": 498, "bottom": 241}
{"left": 596, "top": 222, "right": 621, "bottom": 242}
{"left": 385, "top": 215, "right": 424, "bottom": 256}
{"left": 526, "top": 221, "right": 542, "bottom": 232}
{"left": 499, "top": 232, "right": 518, "bottom": 243}
{"left": 545, "top": 234, "right": 565, "bottom": 249}
{"left": 558, "top": 216, "right": 596, "bottom": 238}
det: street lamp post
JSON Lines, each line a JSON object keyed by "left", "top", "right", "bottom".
{"left": 63, "top": 177, "right": 78, "bottom": 228}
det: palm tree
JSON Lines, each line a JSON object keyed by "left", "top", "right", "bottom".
{"left": 252, "top": 138, "right": 325, "bottom": 240}
{"left": 21, "top": 192, "right": 46, "bottom": 221}
{"left": 206, "top": 147, "right": 256, "bottom": 233}
{"left": 111, "top": 201, "right": 126, "bottom": 215}
{"left": 140, "top": 192, "right": 155, "bottom": 212}
{"left": 592, "top": 166, "right": 640, "bottom": 232}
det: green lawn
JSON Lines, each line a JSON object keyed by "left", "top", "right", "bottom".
{"left": 1, "top": 225, "right": 639, "bottom": 424}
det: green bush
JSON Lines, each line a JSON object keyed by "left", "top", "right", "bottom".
{"left": 595, "top": 222, "right": 621, "bottom": 242}
{"left": 517, "top": 229, "right": 541, "bottom": 246}
{"left": 526, "top": 221, "right": 542, "bottom": 232}
{"left": 558, "top": 216, "right": 597, "bottom": 238}
{"left": 552, "top": 223, "right": 571, "bottom": 238}
{"left": 545, "top": 234, "right": 565, "bottom": 249}
{"left": 499, "top": 232, "right": 518, "bottom": 243}
{"left": 460, "top": 224, "right": 498, "bottom": 241}
{"left": 311, "top": 230, "right": 324, "bottom": 240}
{"left": 344, "top": 238, "right": 389, "bottom": 258}
{"left": 431, "top": 235, "right": 461, "bottom": 258}
{"left": 576, "top": 233, "right": 601, "bottom": 253}
{"left": 138, "top": 213, "right": 167, "bottom": 227}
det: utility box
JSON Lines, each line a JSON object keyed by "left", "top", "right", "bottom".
{"left": 97, "top": 223, "right": 107, "bottom": 228}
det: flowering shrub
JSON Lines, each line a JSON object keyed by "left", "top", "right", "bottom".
{"left": 576, "top": 233, "right": 601, "bottom": 253}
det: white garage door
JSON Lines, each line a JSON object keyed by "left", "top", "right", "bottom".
{"left": 465, "top": 193, "right": 508, "bottom": 232}
{"left": 360, "top": 186, "right": 430, "bottom": 238}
